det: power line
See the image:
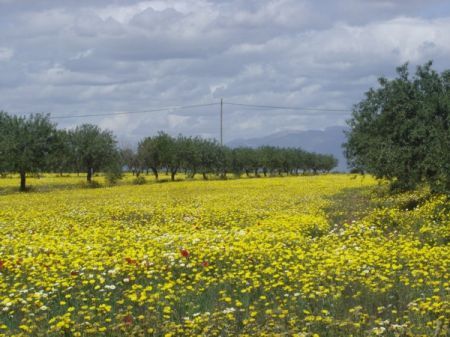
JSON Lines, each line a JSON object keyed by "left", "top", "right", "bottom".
{"left": 225, "top": 102, "right": 351, "bottom": 113}
{"left": 17, "top": 100, "right": 351, "bottom": 120}
{"left": 49, "top": 103, "right": 219, "bottom": 119}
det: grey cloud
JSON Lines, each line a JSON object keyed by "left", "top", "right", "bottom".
{"left": 1, "top": 0, "right": 450, "bottom": 143}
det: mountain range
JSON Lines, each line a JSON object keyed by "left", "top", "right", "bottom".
{"left": 227, "top": 126, "right": 349, "bottom": 172}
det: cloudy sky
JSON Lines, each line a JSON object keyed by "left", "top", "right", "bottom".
{"left": 1, "top": 0, "right": 449, "bottom": 145}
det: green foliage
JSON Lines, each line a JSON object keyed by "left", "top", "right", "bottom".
{"left": 47, "top": 129, "right": 76, "bottom": 175}
{"left": 137, "top": 133, "right": 338, "bottom": 180}
{"left": 71, "top": 124, "right": 120, "bottom": 182}
{"left": 0, "top": 112, "right": 57, "bottom": 191}
{"left": 344, "top": 61, "right": 450, "bottom": 194}
{"left": 0, "top": 110, "right": 338, "bottom": 187}
{"left": 104, "top": 163, "right": 124, "bottom": 186}
{"left": 132, "top": 176, "right": 147, "bottom": 185}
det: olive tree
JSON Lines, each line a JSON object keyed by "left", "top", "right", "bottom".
{"left": 344, "top": 62, "right": 450, "bottom": 193}
{"left": 71, "top": 124, "right": 119, "bottom": 183}
{"left": 0, "top": 112, "right": 57, "bottom": 191}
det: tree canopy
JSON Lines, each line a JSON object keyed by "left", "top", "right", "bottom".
{"left": 0, "top": 112, "right": 57, "bottom": 190}
{"left": 344, "top": 61, "right": 450, "bottom": 193}
{"left": 71, "top": 124, "right": 119, "bottom": 182}
{"left": 0, "top": 110, "right": 338, "bottom": 190}
{"left": 136, "top": 133, "right": 338, "bottom": 181}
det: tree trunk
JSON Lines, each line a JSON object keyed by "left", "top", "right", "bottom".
{"left": 151, "top": 167, "right": 158, "bottom": 180}
{"left": 202, "top": 172, "right": 208, "bottom": 180}
{"left": 20, "top": 170, "right": 26, "bottom": 191}
{"left": 171, "top": 170, "right": 176, "bottom": 181}
{"left": 87, "top": 168, "right": 92, "bottom": 183}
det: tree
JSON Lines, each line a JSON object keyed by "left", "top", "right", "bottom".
{"left": 0, "top": 112, "right": 57, "bottom": 191}
{"left": 212, "top": 144, "right": 231, "bottom": 179}
{"left": 184, "top": 137, "right": 202, "bottom": 178}
{"left": 120, "top": 148, "right": 141, "bottom": 175}
{"left": 71, "top": 124, "right": 119, "bottom": 183}
{"left": 166, "top": 135, "right": 187, "bottom": 181}
{"left": 47, "top": 129, "right": 76, "bottom": 175}
{"left": 0, "top": 112, "right": 11, "bottom": 176}
{"left": 258, "top": 146, "right": 282, "bottom": 176}
{"left": 344, "top": 61, "right": 450, "bottom": 193}
{"left": 197, "top": 138, "right": 220, "bottom": 180}
{"left": 138, "top": 132, "right": 174, "bottom": 180}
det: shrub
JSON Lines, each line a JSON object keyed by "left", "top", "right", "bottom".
{"left": 132, "top": 176, "right": 146, "bottom": 185}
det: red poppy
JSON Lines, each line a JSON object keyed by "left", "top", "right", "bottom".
{"left": 201, "top": 261, "right": 209, "bottom": 267}
{"left": 123, "top": 315, "right": 133, "bottom": 325}
{"left": 0, "top": 260, "right": 4, "bottom": 269}
{"left": 180, "top": 249, "right": 190, "bottom": 258}
{"left": 70, "top": 270, "right": 79, "bottom": 276}
{"left": 125, "top": 257, "right": 137, "bottom": 265}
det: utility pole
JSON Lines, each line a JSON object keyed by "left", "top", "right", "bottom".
{"left": 220, "top": 98, "right": 223, "bottom": 145}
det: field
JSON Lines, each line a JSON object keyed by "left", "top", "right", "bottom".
{"left": 0, "top": 174, "right": 448, "bottom": 336}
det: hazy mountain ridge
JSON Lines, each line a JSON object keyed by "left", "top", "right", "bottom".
{"left": 227, "top": 126, "right": 349, "bottom": 171}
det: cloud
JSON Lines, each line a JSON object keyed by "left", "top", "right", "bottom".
{"left": 0, "top": 47, "right": 13, "bottom": 61}
{"left": 0, "top": 0, "right": 449, "bottom": 142}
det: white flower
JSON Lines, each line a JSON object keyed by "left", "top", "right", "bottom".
{"left": 371, "top": 327, "right": 386, "bottom": 335}
{"left": 222, "top": 307, "right": 236, "bottom": 314}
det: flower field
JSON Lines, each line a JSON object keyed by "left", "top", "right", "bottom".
{"left": 0, "top": 175, "right": 448, "bottom": 336}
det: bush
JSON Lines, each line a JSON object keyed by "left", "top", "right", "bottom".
{"left": 105, "top": 168, "right": 123, "bottom": 186}
{"left": 132, "top": 176, "right": 146, "bottom": 185}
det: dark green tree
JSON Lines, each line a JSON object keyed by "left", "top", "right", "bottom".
{"left": 344, "top": 61, "right": 450, "bottom": 193}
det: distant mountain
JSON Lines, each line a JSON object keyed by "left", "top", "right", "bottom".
{"left": 227, "top": 126, "right": 349, "bottom": 171}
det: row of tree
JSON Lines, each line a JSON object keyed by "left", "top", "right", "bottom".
{"left": 0, "top": 112, "right": 338, "bottom": 191}
{"left": 344, "top": 61, "right": 450, "bottom": 193}
{"left": 0, "top": 113, "right": 119, "bottom": 190}
{"left": 123, "top": 132, "right": 337, "bottom": 181}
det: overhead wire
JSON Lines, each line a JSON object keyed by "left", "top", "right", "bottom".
{"left": 49, "top": 103, "right": 219, "bottom": 119}
{"left": 224, "top": 102, "right": 350, "bottom": 113}
{"left": 15, "top": 100, "right": 352, "bottom": 120}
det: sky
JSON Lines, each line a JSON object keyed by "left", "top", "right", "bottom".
{"left": 1, "top": 0, "right": 450, "bottom": 146}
